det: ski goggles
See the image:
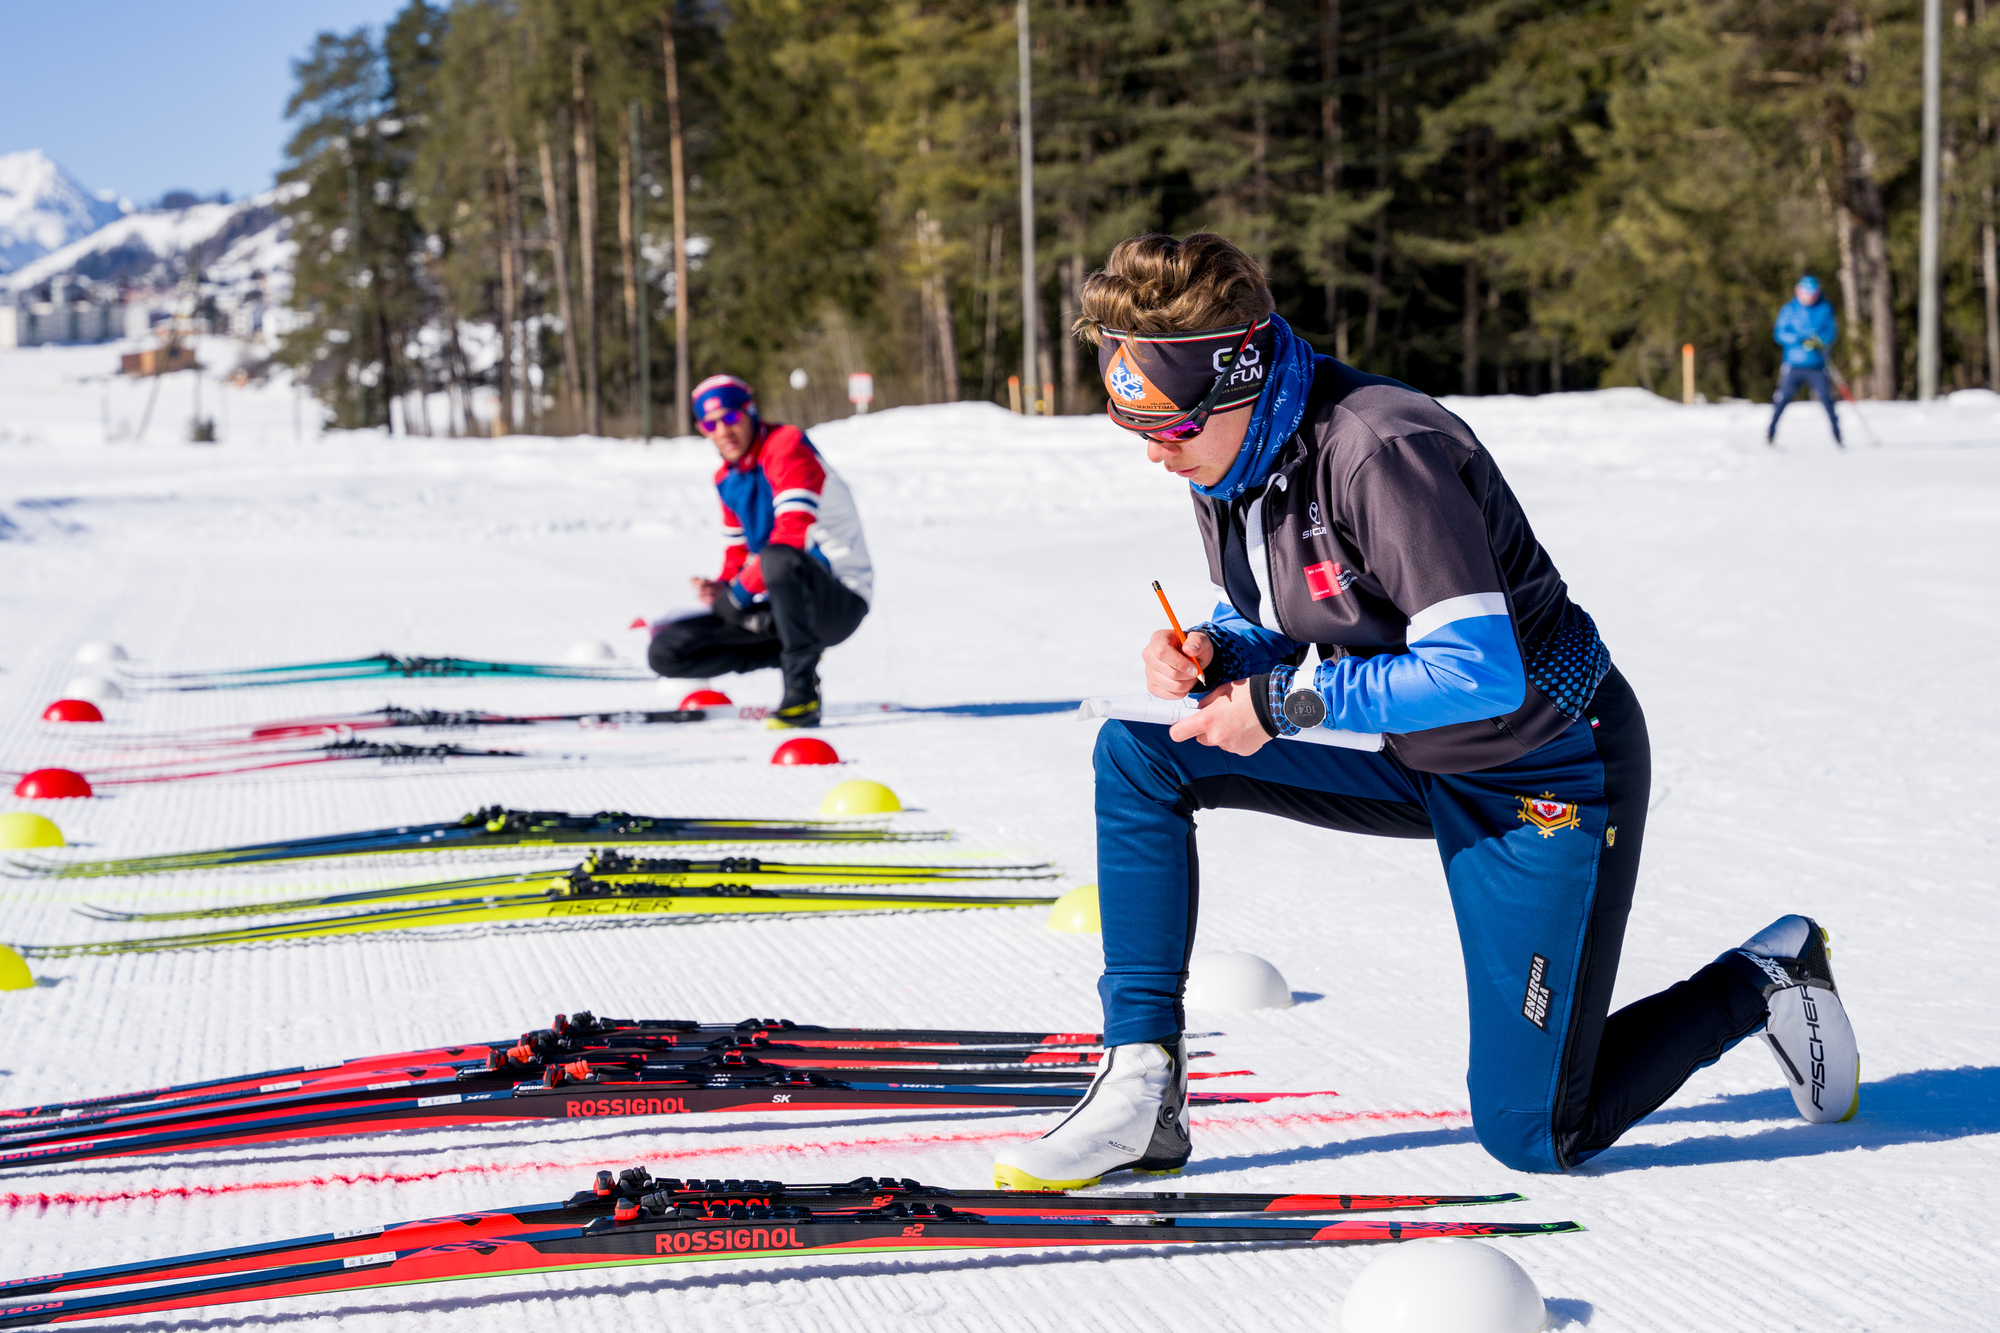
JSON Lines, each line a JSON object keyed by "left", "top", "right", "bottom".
{"left": 697, "top": 409, "right": 750, "bottom": 433}
{"left": 1098, "top": 317, "right": 1272, "bottom": 439}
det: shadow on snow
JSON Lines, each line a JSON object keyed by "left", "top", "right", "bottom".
{"left": 1586, "top": 1064, "right": 2000, "bottom": 1171}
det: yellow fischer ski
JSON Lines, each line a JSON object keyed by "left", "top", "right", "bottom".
{"left": 21, "top": 876, "right": 1059, "bottom": 957}
{"left": 76, "top": 851, "right": 1059, "bottom": 924}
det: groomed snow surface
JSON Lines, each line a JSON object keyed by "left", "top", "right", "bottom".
{"left": 2, "top": 342, "right": 1998, "bottom": 1331}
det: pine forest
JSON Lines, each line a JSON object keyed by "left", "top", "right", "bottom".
{"left": 273, "top": 0, "right": 2000, "bottom": 432}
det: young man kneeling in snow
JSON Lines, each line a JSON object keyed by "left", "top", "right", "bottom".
{"left": 994, "top": 233, "right": 1859, "bottom": 1187}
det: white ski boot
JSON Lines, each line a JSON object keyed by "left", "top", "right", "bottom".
{"left": 1738, "top": 915, "right": 1859, "bottom": 1123}
{"left": 992, "top": 1038, "right": 1190, "bottom": 1189}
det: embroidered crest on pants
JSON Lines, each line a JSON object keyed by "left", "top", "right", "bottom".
{"left": 1517, "top": 791, "right": 1581, "bottom": 837}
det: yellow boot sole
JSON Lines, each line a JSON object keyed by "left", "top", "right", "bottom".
{"left": 992, "top": 1162, "right": 1183, "bottom": 1191}
{"left": 994, "top": 1163, "right": 1102, "bottom": 1191}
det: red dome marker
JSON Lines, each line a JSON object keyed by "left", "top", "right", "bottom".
{"left": 629, "top": 617, "right": 649, "bottom": 630}
{"left": 771, "top": 738, "right": 839, "bottom": 766}
{"left": 679, "top": 689, "right": 733, "bottom": 709}
{"left": 42, "top": 699, "right": 105, "bottom": 723}
{"left": 14, "top": 768, "right": 93, "bottom": 799}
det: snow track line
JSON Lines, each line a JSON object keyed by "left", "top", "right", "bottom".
{"left": 0, "top": 1107, "right": 1463, "bottom": 1211}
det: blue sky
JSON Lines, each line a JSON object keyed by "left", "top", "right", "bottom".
{"left": 2, "top": 1, "right": 410, "bottom": 205}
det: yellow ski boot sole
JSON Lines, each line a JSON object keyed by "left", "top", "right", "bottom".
{"left": 992, "top": 1162, "right": 1183, "bottom": 1191}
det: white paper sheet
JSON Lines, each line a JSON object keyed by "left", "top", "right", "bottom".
{"left": 1078, "top": 693, "right": 1385, "bottom": 751}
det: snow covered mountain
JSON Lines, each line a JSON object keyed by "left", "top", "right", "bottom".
{"left": 0, "top": 150, "right": 128, "bottom": 274}
{"left": 0, "top": 184, "right": 300, "bottom": 298}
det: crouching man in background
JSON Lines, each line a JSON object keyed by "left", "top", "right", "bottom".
{"left": 650, "top": 375, "right": 873, "bottom": 729}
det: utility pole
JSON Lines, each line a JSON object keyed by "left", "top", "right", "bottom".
{"left": 1918, "top": 0, "right": 1942, "bottom": 400}
{"left": 662, "top": 11, "right": 692, "bottom": 436}
{"left": 1017, "top": 0, "right": 1038, "bottom": 415}
{"left": 630, "top": 99, "right": 651, "bottom": 442}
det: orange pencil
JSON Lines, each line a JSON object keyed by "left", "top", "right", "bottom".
{"left": 1152, "top": 580, "right": 1201, "bottom": 683}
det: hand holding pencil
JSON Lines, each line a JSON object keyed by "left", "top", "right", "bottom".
{"left": 1145, "top": 580, "right": 1213, "bottom": 699}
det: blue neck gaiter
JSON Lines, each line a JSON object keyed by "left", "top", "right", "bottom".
{"left": 1189, "top": 314, "right": 1319, "bottom": 503}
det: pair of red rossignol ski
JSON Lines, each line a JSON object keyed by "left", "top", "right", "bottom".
{"left": 0, "top": 1012, "right": 1579, "bottom": 1325}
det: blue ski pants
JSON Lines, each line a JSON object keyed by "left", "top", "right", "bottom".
{"left": 1770, "top": 364, "right": 1842, "bottom": 442}
{"left": 1093, "top": 667, "right": 1767, "bottom": 1172}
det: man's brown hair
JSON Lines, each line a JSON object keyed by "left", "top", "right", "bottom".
{"left": 1073, "top": 233, "right": 1275, "bottom": 346}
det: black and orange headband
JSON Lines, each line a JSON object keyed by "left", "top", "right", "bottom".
{"left": 1097, "top": 316, "right": 1275, "bottom": 428}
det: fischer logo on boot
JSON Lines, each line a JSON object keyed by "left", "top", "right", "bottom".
{"left": 1801, "top": 991, "right": 1827, "bottom": 1112}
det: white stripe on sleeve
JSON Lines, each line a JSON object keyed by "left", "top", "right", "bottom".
{"left": 1406, "top": 591, "right": 1511, "bottom": 643}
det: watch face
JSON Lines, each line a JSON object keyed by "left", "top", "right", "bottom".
{"left": 1282, "top": 689, "right": 1327, "bottom": 729}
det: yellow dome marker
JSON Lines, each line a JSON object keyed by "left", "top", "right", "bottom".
{"left": 0, "top": 945, "right": 33, "bottom": 991}
{"left": 818, "top": 780, "right": 902, "bottom": 817}
{"left": 0, "top": 813, "right": 64, "bottom": 850}
{"left": 1046, "top": 883, "right": 1100, "bottom": 934}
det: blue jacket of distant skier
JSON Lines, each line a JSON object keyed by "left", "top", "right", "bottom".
{"left": 1774, "top": 299, "right": 1838, "bottom": 369}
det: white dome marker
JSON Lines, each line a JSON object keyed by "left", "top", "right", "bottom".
{"left": 74, "top": 641, "right": 128, "bottom": 664}
{"left": 564, "top": 640, "right": 616, "bottom": 664}
{"left": 1183, "top": 951, "right": 1293, "bottom": 1011}
{"left": 1341, "top": 1238, "right": 1548, "bottom": 1333}
{"left": 64, "top": 675, "right": 125, "bottom": 703}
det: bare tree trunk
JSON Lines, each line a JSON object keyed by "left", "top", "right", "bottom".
{"left": 1363, "top": 60, "right": 1387, "bottom": 369}
{"left": 1857, "top": 197, "right": 1896, "bottom": 398}
{"left": 537, "top": 128, "right": 583, "bottom": 427}
{"left": 1037, "top": 293, "right": 1055, "bottom": 415}
{"left": 1321, "top": 0, "right": 1344, "bottom": 359}
{"left": 916, "top": 212, "right": 940, "bottom": 402}
{"left": 493, "top": 155, "right": 516, "bottom": 436}
{"left": 1251, "top": 0, "right": 1269, "bottom": 270}
{"left": 662, "top": 14, "right": 692, "bottom": 436}
{"left": 503, "top": 139, "right": 530, "bottom": 432}
{"left": 1462, "top": 134, "right": 1479, "bottom": 395}
{"left": 982, "top": 223, "right": 1003, "bottom": 402}
{"left": 1837, "top": 22, "right": 1898, "bottom": 400}
{"left": 1985, "top": 212, "right": 2000, "bottom": 391}
{"left": 1058, "top": 253, "right": 1082, "bottom": 412}
{"left": 571, "top": 47, "right": 603, "bottom": 436}
{"left": 441, "top": 288, "right": 471, "bottom": 434}
{"left": 1834, "top": 194, "right": 1864, "bottom": 383}
{"left": 619, "top": 103, "right": 641, "bottom": 419}
{"left": 1978, "top": 0, "right": 1994, "bottom": 391}
{"left": 929, "top": 215, "right": 960, "bottom": 401}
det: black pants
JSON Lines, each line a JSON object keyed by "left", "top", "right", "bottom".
{"left": 649, "top": 544, "right": 869, "bottom": 703}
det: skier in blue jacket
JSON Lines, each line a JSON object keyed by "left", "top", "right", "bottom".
{"left": 1768, "top": 276, "right": 1843, "bottom": 447}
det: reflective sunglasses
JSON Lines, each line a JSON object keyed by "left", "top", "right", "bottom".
{"left": 697, "top": 409, "right": 749, "bottom": 433}
{"left": 1107, "top": 321, "right": 1259, "bottom": 443}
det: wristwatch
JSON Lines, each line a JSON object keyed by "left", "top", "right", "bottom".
{"left": 1280, "top": 678, "right": 1326, "bottom": 730}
